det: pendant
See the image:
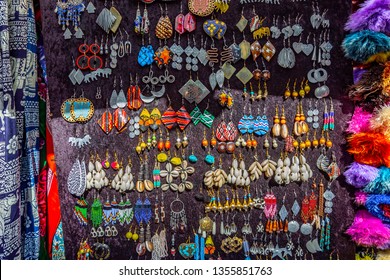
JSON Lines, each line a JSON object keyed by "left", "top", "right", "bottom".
{"left": 188, "top": 0, "right": 215, "bottom": 17}
{"left": 221, "top": 62, "right": 236, "bottom": 80}
{"left": 230, "top": 43, "right": 241, "bottom": 63}
{"left": 236, "top": 15, "right": 248, "bottom": 32}
{"left": 109, "top": 6, "right": 122, "bottom": 33}
{"left": 209, "top": 71, "right": 217, "bottom": 90}
{"left": 239, "top": 40, "right": 251, "bottom": 60}
{"left": 288, "top": 220, "right": 299, "bottom": 233}
{"left": 96, "top": 7, "right": 117, "bottom": 33}
{"left": 236, "top": 66, "right": 253, "bottom": 85}
{"left": 216, "top": 69, "right": 225, "bottom": 88}
{"left": 250, "top": 40, "right": 262, "bottom": 61}
{"left": 175, "top": 13, "right": 185, "bottom": 34}
{"left": 86, "top": 1, "right": 96, "bottom": 14}
{"left": 300, "top": 223, "right": 313, "bottom": 235}
{"left": 262, "top": 40, "right": 276, "bottom": 62}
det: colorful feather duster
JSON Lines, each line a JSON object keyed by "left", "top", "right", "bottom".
{"left": 345, "top": 0, "right": 390, "bottom": 33}
{"left": 346, "top": 210, "right": 390, "bottom": 248}
{"left": 346, "top": 107, "right": 373, "bottom": 134}
{"left": 364, "top": 166, "right": 390, "bottom": 194}
{"left": 342, "top": 30, "right": 390, "bottom": 63}
{"left": 366, "top": 194, "right": 390, "bottom": 223}
{"left": 355, "top": 191, "right": 368, "bottom": 206}
{"left": 347, "top": 132, "right": 390, "bottom": 167}
{"left": 370, "top": 105, "right": 390, "bottom": 138}
{"left": 344, "top": 162, "right": 379, "bottom": 188}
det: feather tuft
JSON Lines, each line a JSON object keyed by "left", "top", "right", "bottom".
{"left": 355, "top": 191, "right": 368, "bottom": 206}
{"left": 346, "top": 210, "right": 390, "bottom": 249}
{"left": 364, "top": 166, "right": 390, "bottom": 194}
{"left": 366, "top": 194, "right": 390, "bottom": 223}
{"left": 370, "top": 105, "right": 390, "bottom": 138}
{"left": 342, "top": 30, "right": 390, "bottom": 63}
{"left": 347, "top": 64, "right": 387, "bottom": 110}
{"left": 345, "top": 0, "right": 390, "bottom": 33}
{"left": 347, "top": 132, "right": 390, "bottom": 167}
{"left": 344, "top": 162, "right": 379, "bottom": 187}
{"left": 346, "top": 107, "right": 373, "bottom": 134}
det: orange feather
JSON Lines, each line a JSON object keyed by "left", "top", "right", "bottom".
{"left": 348, "top": 132, "right": 390, "bottom": 167}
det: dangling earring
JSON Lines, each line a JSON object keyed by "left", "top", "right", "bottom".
{"left": 271, "top": 105, "right": 281, "bottom": 137}
{"left": 142, "top": 3, "right": 150, "bottom": 35}
{"left": 284, "top": 79, "right": 291, "bottom": 99}
{"left": 329, "top": 97, "right": 335, "bottom": 131}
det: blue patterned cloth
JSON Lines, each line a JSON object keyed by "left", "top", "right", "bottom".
{"left": 0, "top": 0, "right": 40, "bottom": 260}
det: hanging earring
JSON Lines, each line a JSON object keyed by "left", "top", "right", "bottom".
{"left": 109, "top": 76, "right": 118, "bottom": 109}
{"left": 329, "top": 97, "right": 334, "bottom": 131}
{"left": 201, "top": 100, "right": 215, "bottom": 128}
{"left": 96, "top": 0, "right": 117, "bottom": 33}
{"left": 176, "top": 100, "right": 191, "bottom": 131}
{"left": 277, "top": 19, "right": 296, "bottom": 69}
{"left": 138, "top": 36, "right": 154, "bottom": 67}
{"left": 271, "top": 105, "right": 281, "bottom": 137}
{"left": 171, "top": 34, "right": 184, "bottom": 71}
{"left": 236, "top": 7, "right": 248, "bottom": 32}
{"left": 155, "top": 4, "right": 173, "bottom": 40}
{"left": 175, "top": 2, "right": 185, "bottom": 34}
{"left": 97, "top": 100, "right": 113, "bottom": 135}
{"left": 323, "top": 99, "right": 329, "bottom": 132}
{"left": 284, "top": 79, "right": 291, "bottom": 99}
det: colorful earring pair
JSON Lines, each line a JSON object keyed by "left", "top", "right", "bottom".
{"left": 162, "top": 104, "right": 192, "bottom": 131}
{"left": 139, "top": 108, "right": 162, "bottom": 132}
{"left": 101, "top": 150, "right": 121, "bottom": 170}
{"left": 218, "top": 90, "right": 234, "bottom": 109}
{"left": 97, "top": 103, "right": 129, "bottom": 134}
{"left": 190, "top": 105, "right": 215, "bottom": 128}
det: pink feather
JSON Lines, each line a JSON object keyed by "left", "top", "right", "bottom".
{"left": 355, "top": 191, "right": 368, "bottom": 206}
{"left": 346, "top": 107, "right": 373, "bottom": 134}
{"left": 346, "top": 210, "right": 390, "bottom": 248}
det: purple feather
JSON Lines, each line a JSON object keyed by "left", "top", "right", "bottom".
{"left": 345, "top": 0, "right": 390, "bottom": 33}
{"left": 344, "top": 162, "right": 379, "bottom": 188}
{"left": 346, "top": 210, "right": 390, "bottom": 249}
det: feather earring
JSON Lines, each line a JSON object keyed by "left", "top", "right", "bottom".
{"left": 346, "top": 210, "right": 390, "bottom": 249}
{"left": 344, "top": 0, "right": 390, "bottom": 33}
{"left": 347, "top": 132, "right": 390, "bottom": 167}
{"left": 342, "top": 30, "right": 390, "bottom": 63}
{"left": 344, "top": 162, "right": 379, "bottom": 188}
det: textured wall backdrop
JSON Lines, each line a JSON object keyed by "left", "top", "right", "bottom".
{"left": 40, "top": 0, "right": 355, "bottom": 259}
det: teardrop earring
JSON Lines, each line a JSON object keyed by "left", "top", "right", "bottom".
{"left": 110, "top": 76, "right": 118, "bottom": 109}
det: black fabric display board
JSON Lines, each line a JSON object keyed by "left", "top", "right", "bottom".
{"left": 40, "top": 0, "right": 355, "bottom": 259}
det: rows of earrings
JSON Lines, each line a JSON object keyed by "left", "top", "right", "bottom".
{"left": 206, "top": 187, "right": 255, "bottom": 214}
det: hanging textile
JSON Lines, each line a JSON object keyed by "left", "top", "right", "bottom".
{"left": 35, "top": 0, "right": 65, "bottom": 259}
{"left": 0, "top": 0, "right": 40, "bottom": 259}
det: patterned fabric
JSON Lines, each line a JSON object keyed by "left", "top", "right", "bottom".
{"left": 0, "top": 0, "right": 40, "bottom": 259}
{"left": 51, "top": 222, "right": 65, "bottom": 260}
